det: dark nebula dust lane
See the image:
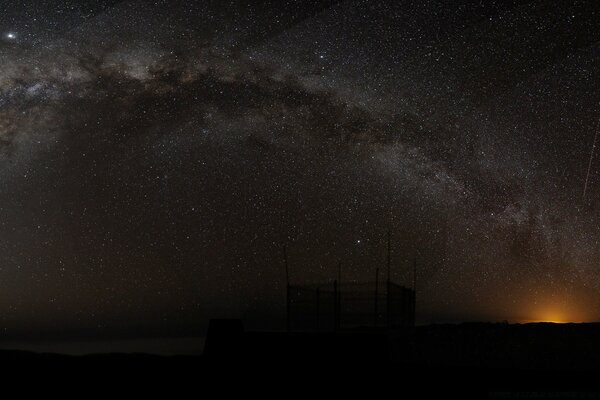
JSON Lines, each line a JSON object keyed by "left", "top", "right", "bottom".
{"left": 0, "top": 0, "right": 599, "bottom": 342}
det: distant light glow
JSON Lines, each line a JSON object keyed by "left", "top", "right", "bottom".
{"left": 527, "top": 304, "right": 585, "bottom": 324}
{"left": 538, "top": 316, "right": 565, "bottom": 324}
{"left": 5, "top": 32, "right": 16, "bottom": 40}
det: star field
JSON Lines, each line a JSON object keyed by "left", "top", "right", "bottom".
{"left": 0, "top": 1, "right": 599, "bottom": 342}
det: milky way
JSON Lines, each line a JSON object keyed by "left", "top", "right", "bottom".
{"left": 1, "top": 1, "right": 600, "bottom": 340}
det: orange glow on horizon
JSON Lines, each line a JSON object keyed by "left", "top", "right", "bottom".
{"left": 523, "top": 304, "right": 590, "bottom": 324}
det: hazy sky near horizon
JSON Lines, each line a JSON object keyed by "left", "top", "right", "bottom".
{"left": 0, "top": 0, "right": 599, "bottom": 342}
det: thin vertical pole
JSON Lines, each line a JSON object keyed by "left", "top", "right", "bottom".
{"left": 284, "top": 245, "right": 290, "bottom": 332}
{"left": 284, "top": 245, "right": 290, "bottom": 286}
{"left": 413, "top": 257, "right": 417, "bottom": 292}
{"left": 386, "top": 230, "right": 391, "bottom": 283}
{"left": 386, "top": 231, "right": 391, "bottom": 329}
{"left": 374, "top": 268, "right": 379, "bottom": 327}
{"left": 338, "top": 261, "right": 342, "bottom": 330}
{"left": 413, "top": 256, "right": 417, "bottom": 327}
{"left": 316, "top": 288, "right": 320, "bottom": 332}
{"left": 333, "top": 280, "right": 338, "bottom": 331}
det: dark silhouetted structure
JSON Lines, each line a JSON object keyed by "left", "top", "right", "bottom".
{"left": 287, "top": 280, "right": 415, "bottom": 331}
{"left": 203, "top": 319, "right": 244, "bottom": 359}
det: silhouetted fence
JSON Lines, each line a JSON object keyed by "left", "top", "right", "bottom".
{"left": 288, "top": 281, "right": 415, "bottom": 331}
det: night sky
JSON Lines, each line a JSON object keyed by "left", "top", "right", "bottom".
{"left": 1, "top": 0, "right": 600, "bottom": 347}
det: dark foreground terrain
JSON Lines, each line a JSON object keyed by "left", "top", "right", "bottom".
{"left": 6, "top": 322, "right": 600, "bottom": 398}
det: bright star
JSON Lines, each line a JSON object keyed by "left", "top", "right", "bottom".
{"left": 5, "top": 32, "right": 16, "bottom": 40}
